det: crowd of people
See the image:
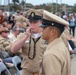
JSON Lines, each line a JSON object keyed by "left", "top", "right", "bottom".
{"left": 0, "top": 9, "right": 76, "bottom": 75}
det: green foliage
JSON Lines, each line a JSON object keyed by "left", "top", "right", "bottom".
{"left": 33, "top": 3, "right": 61, "bottom": 13}
{"left": 10, "top": 4, "right": 21, "bottom": 11}
{"left": 12, "top": 0, "right": 19, "bottom": 4}
{"left": 34, "top": 3, "right": 51, "bottom": 12}
{"left": 21, "top": 0, "right": 25, "bottom": 7}
{"left": 71, "top": 4, "right": 76, "bottom": 13}
{"left": 12, "top": 0, "right": 21, "bottom": 11}
{"left": 26, "top": 3, "right": 33, "bottom": 8}
{"left": 6, "top": 1, "right": 74, "bottom": 13}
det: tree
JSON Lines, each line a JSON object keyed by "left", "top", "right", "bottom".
{"left": 21, "top": 0, "right": 25, "bottom": 7}
{"left": 21, "top": 0, "right": 25, "bottom": 11}
{"left": 12, "top": 0, "right": 19, "bottom": 4}
{"left": 71, "top": 4, "right": 76, "bottom": 13}
{"left": 12, "top": 0, "right": 21, "bottom": 12}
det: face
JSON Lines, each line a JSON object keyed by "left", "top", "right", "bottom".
{"left": 1, "top": 31, "right": 9, "bottom": 38}
{"left": 42, "top": 26, "right": 56, "bottom": 43}
{"left": 15, "top": 22, "right": 21, "bottom": 28}
{"left": 7, "top": 24, "right": 12, "bottom": 30}
{"left": 3, "top": 22, "right": 8, "bottom": 27}
{"left": 28, "top": 20, "right": 42, "bottom": 33}
{"left": 42, "top": 26, "right": 50, "bottom": 41}
{"left": 16, "top": 28, "right": 20, "bottom": 35}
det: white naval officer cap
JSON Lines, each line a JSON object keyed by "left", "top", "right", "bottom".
{"left": 39, "top": 10, "right": 69, "bottom": 28}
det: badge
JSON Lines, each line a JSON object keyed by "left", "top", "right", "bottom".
{"left": 30, "top": 12, "right": 35, "bottom": 18}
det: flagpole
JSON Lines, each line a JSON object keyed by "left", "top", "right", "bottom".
{"left": 8, "top": 0, "right": 10, "bottom": 12}
{"left": 56, "top": 0, "right": 58, "bottom": 13}
{"left": 60, "top": 0, "right": 62, "bottom": 12}
{"left": 52, "top": 0, "right": 53, "bottom": 13}
{"left": 25, "top": 0, "right": 26, "bottom": 11}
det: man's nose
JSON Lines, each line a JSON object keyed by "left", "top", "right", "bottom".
{"left": 30, "top": 24, "right": 35, "bottom": 28}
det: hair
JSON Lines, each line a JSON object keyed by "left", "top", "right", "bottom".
{"left": 57, "top": 27, "right": 64, "bottom": 37}
{"left": 15, "top": 22, "right": 22, "bottom": 28}
{"left": 49, "top": 26, "right": 64, "bottom": 37}
{"left": 1, "top": 70, "right": 8, "bottom": 75}
{"left": 12, "top": 26, "right": 19, "bottom": 31}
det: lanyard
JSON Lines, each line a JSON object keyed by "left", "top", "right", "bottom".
{"left": 28, "top": 36, "right": 41, "bottom": 60}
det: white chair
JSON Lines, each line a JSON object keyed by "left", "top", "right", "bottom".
{"left": 12, "top": 56, "right": 22, "bottom": 75}
{"left": 0, "top": 62, "right": 11, "bottom": 75}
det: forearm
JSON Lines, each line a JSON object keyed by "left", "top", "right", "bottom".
{"left": 11, "top": 34, "right": 29, "bottom": 53}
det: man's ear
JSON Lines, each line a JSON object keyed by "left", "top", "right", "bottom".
{"left": 50, "top": 29, "right": 56, "bottom": 36}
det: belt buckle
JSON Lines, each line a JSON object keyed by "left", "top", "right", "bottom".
{"left": 33, "top": 73, "right": 38, "bottom": 75}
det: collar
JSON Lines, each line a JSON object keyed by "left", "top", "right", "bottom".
{"left": 46, "top": 37, "right": 63, "bottom": 50}
{"left": 31, "top": 32, "right": 42, "bottom": 39}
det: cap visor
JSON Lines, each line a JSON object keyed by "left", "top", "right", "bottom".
{"left": 39, "top": 24, "right": 48, "bottom": 28}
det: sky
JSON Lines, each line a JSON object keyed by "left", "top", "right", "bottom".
{"left": 26, "top": 0, "right": 76, "bottom": 6}
{"left": 0, "top": 0, "right": 76, "bottom": 6}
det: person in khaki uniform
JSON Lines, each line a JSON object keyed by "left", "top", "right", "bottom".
{"left": 61, "top": 28, "right": 70, "bottom": 50}
{"left": 39, "top": 10, "right": 71, "bottom": 75}
{"left": 0, "top": 27, "right": 14, "bottom": 64}
{"left": 15, "top": 11, "right": 28, "bottom": 28}
{"left": 71, "top": 37, "right": 76, "bottom": 47}
{"left": 61, "top": 28, "right": 76, "bottom": 54}
{"left": 11, "top": 9, "right": 47, "bottom": 75}
{"left": 61, "top": 27, "right": 74, "bottom": 49}
{"left": 0, "top": 27, "right": 10, "bottom": 52}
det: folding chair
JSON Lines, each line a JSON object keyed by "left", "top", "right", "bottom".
{"left": 12, "top": 56, "right": 22, "bottom": 75}
{"left": 0, "top": 62, "right": 11, "bottom": 75}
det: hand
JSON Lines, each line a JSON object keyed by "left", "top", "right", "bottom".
{"left": 25, "top": 27, "right": 32, "bottom": 37}
{"left": 66, "top": 35, "right": 73, "bottom": 40}
{"left": 71, "top": 37, "right": 76, "bottom": 42}
{"left": 0, "top": 58, "right": 2, "bottom": 62}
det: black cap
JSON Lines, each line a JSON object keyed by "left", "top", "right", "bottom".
{"left": 27, "top": 9, "right": 42, "bottom": 21}
{"left": 28, "top": 12, "right": 42, "bottom": 20}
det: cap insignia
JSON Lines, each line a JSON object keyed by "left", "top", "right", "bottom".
{"left": 52, "top": 23, "right": 54, "bottom": 25}
{"left": 30, "top": 12, "right": 35, "bottom": 18}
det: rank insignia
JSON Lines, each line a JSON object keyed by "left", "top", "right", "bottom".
{"left": 30, "top": 12, "right": 35, "bottom": 18}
